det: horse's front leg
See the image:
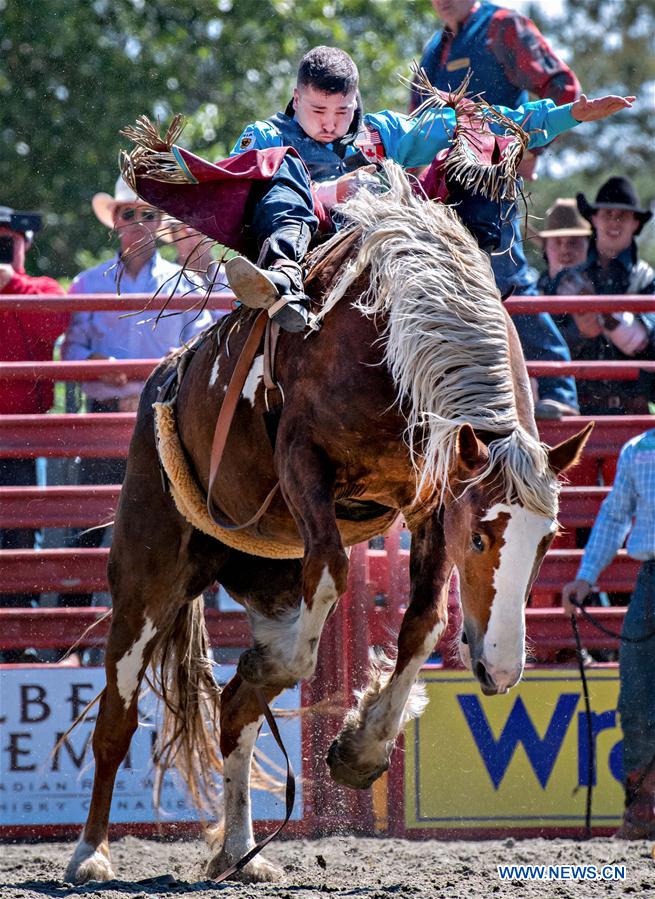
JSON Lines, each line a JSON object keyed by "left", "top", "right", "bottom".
{"left": 237, "top": 439, "right": 349, "bottom": 688}
{"left": 327, "top": 513, "right": 451, "bottom": 789}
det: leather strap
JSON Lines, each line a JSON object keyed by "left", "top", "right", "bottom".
{"left": 263, "top": 320, "right": 281, "bottom": 392}
{"left": 211, "top": 686, "right": 296, "bottom": 883}
{"left": 207, "top": 311, "right": 280, "bottom": 531}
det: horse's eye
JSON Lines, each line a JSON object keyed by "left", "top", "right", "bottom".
{"left": 471, "top": 533, "right": 484, "bottom": 553}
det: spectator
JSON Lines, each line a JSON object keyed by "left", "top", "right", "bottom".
{"left": 411, "top": 0, "right": 581, "bottom": 419}
{"left": 578, "top": 176, "right": 654, "bottom": 295}
{"left": 60, "top": 176, "right": 213, "bottom": 605}
{"left": 535, "top": 198, "right": 591, "bottom": 292}
{"left": 173, "top": 224, "right": 216, "bottom": 285}
{"left": 171, "top": 224, "right": 233, "bottom": 316}
{"left": 0, "top": 206, "right": 67, "bottom": 617}
{"left": 562, "top": 429, "right": 655, "bottom": 839}
{"left": 553, "top": 178, "right": 655, "bottom": 417}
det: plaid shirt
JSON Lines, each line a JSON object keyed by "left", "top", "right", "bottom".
{"left": 578, "top": 430, "right": 655, "bottom": 585}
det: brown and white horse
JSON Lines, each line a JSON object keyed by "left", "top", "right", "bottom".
{"left": 65, "top": 164, "right": 590, "bottom": 884}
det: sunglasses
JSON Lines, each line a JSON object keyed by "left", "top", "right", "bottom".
{"left": 116, "top": 207, "right": 161, "bottom": 222}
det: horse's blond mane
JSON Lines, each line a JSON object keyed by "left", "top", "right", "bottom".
{"left": 326, "top": 162, "right": 559, "bottom": 518}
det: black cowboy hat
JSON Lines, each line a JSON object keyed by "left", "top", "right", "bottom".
{"left": 577, "top": 177, "right": 652, "bottom": 235}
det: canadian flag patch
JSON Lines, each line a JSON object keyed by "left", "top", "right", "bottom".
{"left": 354, "top": 127, "right": 386, "bottom": 162}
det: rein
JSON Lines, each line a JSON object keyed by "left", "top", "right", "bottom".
{"left": 570, "top": 612, "right": 593, "bottom": 839}
{"left": 568, "top": 596, "right": 655, "bottom": 839}
{"left": 207, "top": 311, "right": 280, "bottom": 531}
{"left": 212, "top": 687, "right": 296, "bottom": 884}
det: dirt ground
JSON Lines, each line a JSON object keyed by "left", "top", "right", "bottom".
{"left": 1, "top": 835, "right": 653, "bottom": 899}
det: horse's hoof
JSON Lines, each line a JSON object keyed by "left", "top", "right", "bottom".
{"left": 207, "top": 850, "right": 283, "bottom": 883}
{"left": 326, "top": 739, "right": 389, "bottom": 790}
{"left": 65, "top": 841, "right": 115, "bottom": 884}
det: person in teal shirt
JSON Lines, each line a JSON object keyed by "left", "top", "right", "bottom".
{"left": 225, "top": 45, "right": 634, "bottom": 333}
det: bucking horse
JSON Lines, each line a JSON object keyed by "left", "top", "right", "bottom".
{"left": 65, "top": 162, "right": 591, "bottom": 884}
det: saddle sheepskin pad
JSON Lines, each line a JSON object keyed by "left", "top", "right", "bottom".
{"left": 154, "top": 400, "right": 395, "bottom": 559}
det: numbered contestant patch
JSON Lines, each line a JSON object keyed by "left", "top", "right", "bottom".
{"left": 239, "top": 132, "right": 256, "bottom": 151}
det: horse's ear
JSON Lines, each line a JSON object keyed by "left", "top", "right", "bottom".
{"left": 547, "top": 422, "right": 594, "bottom": 476}
{"left": 456, "top": 424, "right": 489, "bottom": 473}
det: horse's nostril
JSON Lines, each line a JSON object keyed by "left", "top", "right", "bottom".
{"left": 461, "top": 631, "right": 468, "bottom": 645}
{"left": 475, "top": 660, "right": 492, "bottom": 688}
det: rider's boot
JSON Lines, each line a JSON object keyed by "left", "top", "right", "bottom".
{"left": 225, "top": 223, "right": 312, "bottom": 333}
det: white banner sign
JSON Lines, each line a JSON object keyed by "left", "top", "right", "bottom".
{"left": 0, "top": 665, "right": 302, "bottom": 827}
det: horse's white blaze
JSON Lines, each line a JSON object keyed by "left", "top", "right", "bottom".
{"left": 481, "top": 502, "right": 556, "bottom": 686}
{"left": 209, "top": 353, "right": 221, "bottom": 387}
{"left": 116, "top": 617, "right": 157, "bottom": 709}
{"left": 242, "top": 355, "right": 264, "bottom": 407}
{"left": 220, "top": 720, "right": 260, "bottom": 859}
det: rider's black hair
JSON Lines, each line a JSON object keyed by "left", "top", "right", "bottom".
{"left": 296, "top": 46, "right": 359, "bottom": 96}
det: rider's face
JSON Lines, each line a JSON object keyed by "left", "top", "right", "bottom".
{"left": 292, "top": 84, "right": 358, "bottom": 143}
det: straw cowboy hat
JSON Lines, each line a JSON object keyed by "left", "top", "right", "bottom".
{"left": 536, "top": 198, "right": 592, "bottom": 240}
{"left": 577, "top": 176, "right": 653, "bottom": 235}
{"left": 91, "top": 175, "right": 151, "bottom": 228}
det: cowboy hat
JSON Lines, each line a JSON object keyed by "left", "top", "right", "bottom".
{"left": 536, "top": 198, "right": 592, "bottom": 240}
{"left": 577, "top": 177, "right": 652, "bottom": 235}
{"left": 91, "top": 176, "right": 151, "bottom": 228}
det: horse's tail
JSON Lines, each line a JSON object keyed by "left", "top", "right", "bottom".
{"left": 147, "top": 596, "right": 223, "bottom": 815}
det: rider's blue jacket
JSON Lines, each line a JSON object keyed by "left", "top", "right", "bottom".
{"left": 230, "top": 99, "right": 579, "bottom": 182}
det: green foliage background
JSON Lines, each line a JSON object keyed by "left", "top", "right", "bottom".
{"left": 1, "top": 0, "right": 653, "bottom": 277}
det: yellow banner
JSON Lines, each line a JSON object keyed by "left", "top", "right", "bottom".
{"left": 405, "top": 668, "right": 623, "bottom": 829}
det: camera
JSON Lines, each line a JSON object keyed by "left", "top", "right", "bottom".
{"left": 0, "top": 235, "right": 14, "bottom": 264}
{"left": 0, "top": 207, "right": 43, "bottom": 237}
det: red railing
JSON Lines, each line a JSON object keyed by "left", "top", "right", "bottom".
{"left": 2, "top": 292, "right": 652, "bottom": 629}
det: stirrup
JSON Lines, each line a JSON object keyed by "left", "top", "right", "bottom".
{"left": 225, "top": 256, "right": 279, "bottom": 309}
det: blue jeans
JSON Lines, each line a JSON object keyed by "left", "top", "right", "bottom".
{"left": 512, "top": 307, "right": 579, "bottom": 410}
{"left": 492, "top": 220, "right": 578, "bottom": 411}
{"left": 618, "top": 561, "right": 655, "bottom": 775}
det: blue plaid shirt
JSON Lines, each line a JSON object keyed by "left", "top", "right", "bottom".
{"left": 578, "top": 429, "right": 655, "bottom": 585}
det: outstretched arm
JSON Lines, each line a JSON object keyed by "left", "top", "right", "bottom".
{"left": 371, "top": 93, "right": 636, "bottom": 168}
{"left": 510, "top": 93, "right": 637, "bottom": 151}
{"left": 571, "top": 93, "right": 635, "bottom": 122}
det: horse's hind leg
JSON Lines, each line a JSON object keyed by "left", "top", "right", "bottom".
{"left": 206, "top": 675, "right": 284, "bottom": 883}
{"left": 237, "top": 439, "right": 349, "bottom": 687}
{"left": 64, "top": 600, "right": 159, "bottom": 883}
{"left": 328, "top": 514, "right": 451, "bottom": 788}
{"left": 65, "top": 411, "right": 229, "bottom": 883}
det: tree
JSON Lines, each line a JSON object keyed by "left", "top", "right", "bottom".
{"left": 0, "top": 0, "right": 433, "bottom": 276}
{"left": 3, "top": 1, "right": 652, "bottom": 275}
